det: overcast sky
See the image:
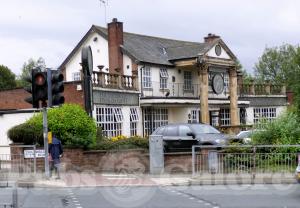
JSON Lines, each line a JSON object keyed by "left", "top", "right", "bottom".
{"left": 1, "top": 0, "right": 300, "bottom": 75}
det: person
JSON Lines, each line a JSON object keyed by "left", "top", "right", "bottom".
{"left": 48, "top": 133, "right": 63, "bottom": 179}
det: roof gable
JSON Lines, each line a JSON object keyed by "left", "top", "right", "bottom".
{"left": 203, "top": 39, "right": 237, "bottom": 60}
{"left": 59, "top": 25, "right": 237, "bottom": 69}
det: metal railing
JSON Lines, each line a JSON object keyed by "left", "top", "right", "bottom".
{"left": 192, "top": 145, "right": 300, "bottom": 177}
{"left": 0, "top": 145, "right": 37, "bottom": 176}
{"left": 142, "top": 82, "right": 200, "bottom": 98}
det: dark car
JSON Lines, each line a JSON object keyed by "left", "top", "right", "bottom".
{"left": 151, "top": 123, "right": 230, "bottom": 151}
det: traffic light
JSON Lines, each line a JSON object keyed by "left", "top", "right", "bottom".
{"left": 24, "top": 69, "right": 47, "bottom": 108}
{"left": 24, "top": 71, "right": 37, "bottom": 108}
{"left": 47, "top": 69, "right": 65, "bottom": 107}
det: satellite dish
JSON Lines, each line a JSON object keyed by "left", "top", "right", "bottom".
{"left": 81, "top": 46, "right": 93, "bottom": 76}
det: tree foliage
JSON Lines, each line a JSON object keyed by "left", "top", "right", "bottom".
{"left": 254, "top": 44, "right": 297, "bottom": 87}
{"left": 255, "top": 44, "right": 300, "bottom": 114}
{"left": 8, "top": 104, "right": 97, "bottom": 148}
{"left": 252, "top": 111, "right": 300, "bottom": 147}
{"left": 17, "top": 57, "right": 46, "bottom": 87}
{"left": 0, "top": 65, "right": 17, "bottom": 90}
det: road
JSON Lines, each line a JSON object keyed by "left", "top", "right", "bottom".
{"left": 1, "top": 184, "right": 300, "bottom": 208}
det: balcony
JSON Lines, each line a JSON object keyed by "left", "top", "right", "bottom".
{"left": 141, "top": 82, "right": 200, "bottom": 98}
{"left": 239, "top": 83, "right": 286, "bottom": 96}
{"left": 92, "top": 71, "right": 138, "bottom": 91}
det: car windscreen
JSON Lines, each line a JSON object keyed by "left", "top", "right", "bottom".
{"left": 237, "top": 131, "right": 252, "bottom": 138}
{"left": 190, "top": 124, "right": 220, "bottom": 134}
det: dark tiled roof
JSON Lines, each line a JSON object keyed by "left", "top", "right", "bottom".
{"left": 94, "top": 26, "right": 213, "bottom": 66}
{"left": 239, "top": 96, "right": 287, "bottom": 107}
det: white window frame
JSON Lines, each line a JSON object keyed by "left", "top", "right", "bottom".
{"left": 191, "top": 109, "right": 200, "bottom": 123}
{"left": 96, "top": 107, "right": 123, "bottom": 137}
{"left": 113, "top": 108, "right": 124, "bottom": 122}
{"left": 211, "top": 116, "right": 219, "bottom": 127}
{"left": 223, "top": 73, "right": 229, "bottom": 89}
{"left": 130, "top": 108, "right": 139, "bottom": 122}
{"left": 183, "top": 71, "right": 193, "bottom": 91}
{"left": 72, "top": 72, "right": 81, "bottom": 81}
{"left": 130, "top": 108, "right": 139, "bottom": 136}
{"left": 143, "top": 66, "right": 152, "bottom": 88}
{"left": 253, "top": 107, "right": 277, "bottom": 124}
{"left": 160, "top": 68, "right": 168, "bottom": 89}
{"left": 144, "top": 108, "right": 168, "bottom": 136}
{"left": 220, "top": 108, "right": 230, "bottom": 126}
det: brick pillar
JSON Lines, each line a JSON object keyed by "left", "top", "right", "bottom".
{"left": 265, "top": 81, "right": 271, "bottom": 95}
{"left": 200, "top": 65, "right": 209, "bottom": 124}
{"left": 250, "top": 79, "right": 255, "bottom": 95}
{"left": 229, "top": 67, "right": 239, "bottom": 126}
{"left": 281, "top": 85, "right": 286, "bottom": 95}
{"left": 108, "top": 18, "right": 124, "bottom": 74}
{"left": 237, "top": 71, "right": 243, "bottom": 95}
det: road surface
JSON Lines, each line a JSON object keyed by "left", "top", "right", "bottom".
{"left": 1, "top": 184, "right": 300, "bottom": 208}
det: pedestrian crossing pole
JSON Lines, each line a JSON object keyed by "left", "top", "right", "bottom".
{"left": 43, "top": 105, "right": 50, "bottom": 178}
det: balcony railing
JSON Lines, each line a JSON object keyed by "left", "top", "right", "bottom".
{"left": 239, "top": 83, "right": 286, "bottom": 96}
{"left": 141, "top": 82, "right": 200, "bottom": 98}
{"left": 92, "top": 71, "right": 138, "bottom": 91}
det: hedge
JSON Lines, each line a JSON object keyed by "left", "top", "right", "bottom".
{"left": 8, "top": 104, "right": 97, "bottom": 148}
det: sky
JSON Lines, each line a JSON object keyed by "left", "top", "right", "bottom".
{"left": 1, "top": 0, "right": 300, "bottom": 76}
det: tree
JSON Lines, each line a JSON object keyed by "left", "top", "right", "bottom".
{"left": 17, "top": 57, "right": 46, "bottom": 87}
{"left": 236, "top": 60, "right": 253, "bottom": 84}
{"left": 255, "top": 44, "right": 300, "bottom": 115}
{"left": 0, "top": 65, "right": 17, "bottom": 90}
{"left": 254, "top": 44, "right": 296, "bottom": 86}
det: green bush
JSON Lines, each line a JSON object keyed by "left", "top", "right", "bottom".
{"left": 252, "top": 111, "right": 300, "bottom": 145}
{"left": 8, "top": 123, "right": 43, "bottom": 145}
{"left": 92, "top": 136, "right": 149, "bottom": 150}
{"left": 8, "top": 104, "right": 97, "bottom": 148}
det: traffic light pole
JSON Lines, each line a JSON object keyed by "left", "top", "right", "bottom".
{"left": 43, "top": 106, "right": 50, "bottom": 178}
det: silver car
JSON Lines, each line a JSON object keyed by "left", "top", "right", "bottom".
{"left": 151, "top": 123, "right": 230, "bottom": 151}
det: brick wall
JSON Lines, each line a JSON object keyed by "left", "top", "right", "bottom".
{"left": 108, "top": 18, "right": 123, "bottom": 74}
{"left": 10, "top": 146, "right": 199, "bottom": 174}
{"left": 0, "top": 81, "right": 84, "bottom": 110}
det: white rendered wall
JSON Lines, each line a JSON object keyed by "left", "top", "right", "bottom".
{"left": 168, "top": 107, "right": 191, "bottom": 123}
{"left": 0, "top": 112, "right": 34, "bottom": 154}
{"left": 206, "top": 44, "right": 231, "bottom": 59}
{"left": 142, "top": 66, "right": 198, "bottom": 97}
{"left": 246, "top": 106, "right": 287, "bottom": 125}
{"left": 123, "top": 55, "right": 132, "bottom": 76}
{"left": 65, "top": 32, "right": 109, "bottom": 81}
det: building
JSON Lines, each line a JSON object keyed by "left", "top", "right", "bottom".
{"left": 58, "top": 18, "right": 287, "bottom": 137}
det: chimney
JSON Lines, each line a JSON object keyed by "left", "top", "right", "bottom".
{"left": 204, "top": 33, "right": 220, "bottom": 43}
{"left": 108, "top": 18, "right": 124, "bottom": 74}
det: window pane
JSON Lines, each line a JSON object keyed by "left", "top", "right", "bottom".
{"left": 179, "top": 126, "right": 192, "bottom": 136}
{"left": 165, "top": 126, "right": 177, "bottom": 136}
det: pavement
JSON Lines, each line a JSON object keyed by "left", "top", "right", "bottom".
{"left": 1, "top": 172, "right": 297, "bottom": 188}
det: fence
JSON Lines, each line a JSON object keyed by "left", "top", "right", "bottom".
{"left": 192, "top": 145, "right": 300, "bottom": 178}
{"left": 0, "top": 145, "right": 37, "bottom": 177}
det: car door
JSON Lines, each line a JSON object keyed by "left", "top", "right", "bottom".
{"left": 163, "top": 125, "right": 178, "bottom": 141}
{"left": 178, "top": 125, "right": 198, "bottom": 147}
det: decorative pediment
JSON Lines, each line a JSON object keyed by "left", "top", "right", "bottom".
{"left": 204, "top": 39, "right": 237, "bottom": 61}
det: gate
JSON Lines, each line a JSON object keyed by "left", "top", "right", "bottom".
{"left": 192, "top": 145, "right": 300, "bottom": 178}
{"left": 0, "top": 145, "right": 37, "bottom": 178}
